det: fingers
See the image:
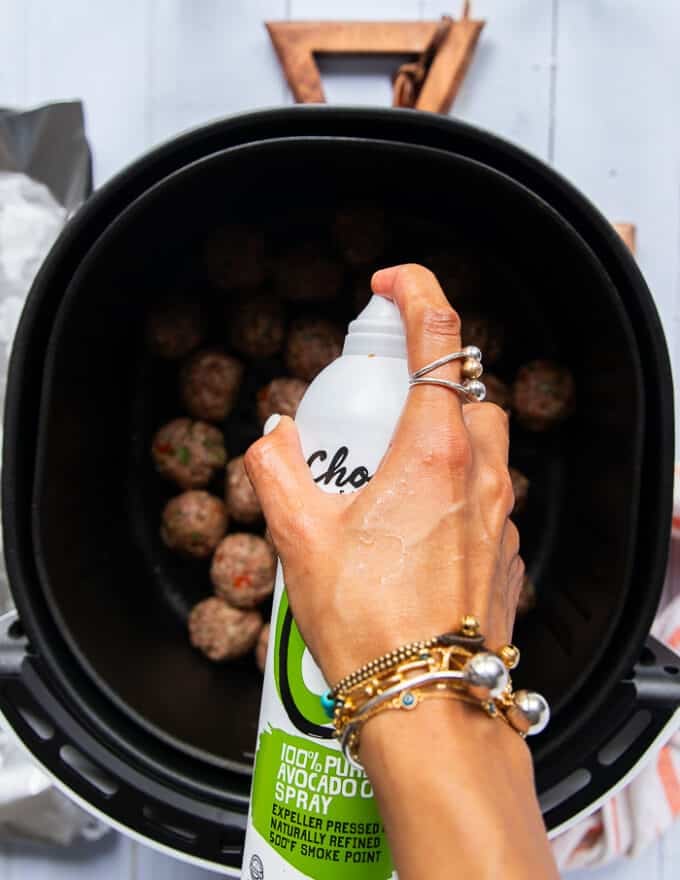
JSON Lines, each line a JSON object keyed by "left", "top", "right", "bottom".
{"left": 371, "top": 264, "right": 469, "bottom": 480}
{"left": 463, "top": 402, "right": 510, "bottom": 470}
{"left": 244, "top": 416, "right": 325, "bottom": 549}
{"left": 372, "top": 263, "right": 464, "bottom": 389}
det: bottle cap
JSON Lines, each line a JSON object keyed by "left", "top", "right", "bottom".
{"left": 342, "top": 295, "right": 407, "bottom": 359}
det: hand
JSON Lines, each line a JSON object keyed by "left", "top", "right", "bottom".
{"left": 245, "top": 264, "right": 524, "bottom": 686}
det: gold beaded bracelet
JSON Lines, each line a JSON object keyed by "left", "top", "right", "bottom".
{"left": 330, "top": 615, "right": 487, "bottom": 698}
{"left": 328, "top": 617, "right": 550, "bottom": 769}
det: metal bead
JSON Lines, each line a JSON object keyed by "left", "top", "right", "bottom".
{"left": 463, "top": 345, "right": 482, "bottom": 361}
{"left": 463, "top": 379, "right": 486, "bottom": 402}
{"left": 460, "top": 615, "right": 480, "bottom": 635}
{"left": 463, "top": 651, "right": 509, "bottom": 700}
{"left": 461, "top": 357, "right": 483, "bottom": 380}
{"left": 513, "top": 690, "right": 550, "bottom": 736}
{"left": 499, "top": 644, "right": 520, "bottom": 669}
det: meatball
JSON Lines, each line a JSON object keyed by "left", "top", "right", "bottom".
{"left": 202, "top": 224, "right": 266, "bottom": 289}
{"left": 483, "top": 374, "right": 511, "bottom": 411}
{"left": 152, "top": 418, "right": 226, "bottom": 489}
{"left": 188, "top": 597, "right": 263, "bottom": 662}
{"left": 228, "top": 293, "right": 286, "bottom": 359}
{"left": 257, "top": 377, "right": 308, "bottom": 424}
{"left": 512, "top": 360, "right": 575, "bottom": 431}
{"left": 161, "top": 491, "right": 227, "bottom": 559}
{"left": 226, "top": 455, "right": 261, "bottom": 524}
{"left": 211, "top": 533, "right": 276, "bottom": 609}
{"left": 517, "top": 575, "right": 536, "bottom": 618}
{"left": 180, "top": 348, "right": 244, "bottom": 422}
{"left": 462, "top": 313, "right": 504, "bottom": 365}
{"left": 146, "top": 300, "right": 204, "bottom": 359}
{"left": 255, "top": 622, "right": 270, "bottom": 672}
{"left": 285, "top": 317, "right": 344, "bottom": 381}
{"left": 273, "top": 243, "right": 344, "bottom": 302}
{"left": 509, "top": 466, "right": 530, "bottom": 515}
{"left": 332, "top": 201, "right": 386, "bottom": 267}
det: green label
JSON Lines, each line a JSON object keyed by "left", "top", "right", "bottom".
{"left": 252, "top": 725, "right": 394, "bottom": 879}
{"left": 274, "top": 589, "right": 329, "bottom": 729}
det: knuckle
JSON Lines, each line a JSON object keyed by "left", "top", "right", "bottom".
{"left": 419, "top": 305, "right": 462, "bottom": 341}
{"left": 452, "top": 434, "right": 473, "bottom": 471}
{"left": 483, "top": 464, "right": 515, "bottom": 514}
{"left": 419, "top": 429, "right": 472, "bottom": 473}
{"left": 444, "top": 431, "right": 473, "bottom": 472}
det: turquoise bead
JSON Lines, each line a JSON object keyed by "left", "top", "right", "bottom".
{"left": 321, "top": 690, "right": 336, "bottom": 718}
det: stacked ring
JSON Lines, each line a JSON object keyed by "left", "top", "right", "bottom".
{"left": 409, "top": 345, "right": 486, "bottom": 402}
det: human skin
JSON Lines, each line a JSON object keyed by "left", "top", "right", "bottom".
{"left": 245, "top": 264, "right": 559, "bottom": 879}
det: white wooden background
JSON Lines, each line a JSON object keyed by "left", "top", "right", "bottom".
{"left": 0, "top": 1, "right": 679, "bottom": 877}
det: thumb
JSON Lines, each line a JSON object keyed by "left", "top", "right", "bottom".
{"left": 244, "top": 415, "right": 325, "bottom": 549}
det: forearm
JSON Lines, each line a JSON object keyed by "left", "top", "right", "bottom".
{"left": 360, "top": 699, "right": 559, "bottom": 880}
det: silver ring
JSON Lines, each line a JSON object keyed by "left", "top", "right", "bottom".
{"left": 410, "top": 345, "right": 482, "bottom": 379}
{"left": 409, "top": 376, "right": 486, "bottom": 402}
{"left": 409, "top": 345, "right": 486, "bottom": 402}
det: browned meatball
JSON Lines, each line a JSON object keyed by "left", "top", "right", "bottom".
{"left": 256, "top": 377, "right": 308, "bottom": 425}
{"left": 202, "top": 224, "right": 266, "bottom": 289}
{"left": 512, "top": 360, "right": 575, "bottom": 431}
{"left": 188, "top": 598, "right": 263, "bottom": 662}
{"left": 509, "top": 466, "right": 530, "bottom": 515}
{"left": 516, "top": 575, "right": 536, "bottom": 618}
{"left": 332, "top": 202, "right": 386, "bottom": 267}
{"left": 211, "top": 533, "right": 276, "bottom": 609}
{"left": 146, "top": 300, "right": 203, "bottom": 359}
{"left": 483, "top": 374, "right": 511, "bottom": 411}
{"left": 273, "top": 243, "right": 344, "bottom": 302}
{"left": 179, "top": 348, "right": 244, "bottom": 422}
{"left": 255, "top": 622, "right": 270, "bottom": 672}
{"left": 152, "top": 418, "right": 226, "bottom": 489}
{"left": 228, "top": 293, "right": 285, "bottom": 359}
{"left": 285, "top": 317, "right": 344, "bottom": 381}
{"left": 161, "top": 491, "right": 227, "bottom": 559}
{"left": 225, "top": 455, "right": 261, "bottom": 524}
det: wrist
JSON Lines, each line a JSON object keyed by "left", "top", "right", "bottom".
{"left": 360, "top": 697, "right": 533, "bottom": 779}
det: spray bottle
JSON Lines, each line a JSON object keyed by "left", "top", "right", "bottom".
{"left": 242, "top": 295, "right": 408, "bottom": 880}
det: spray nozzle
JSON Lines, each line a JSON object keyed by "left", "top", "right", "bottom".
{"left": 342, "top": 295, "right": 407, "bottom": 359}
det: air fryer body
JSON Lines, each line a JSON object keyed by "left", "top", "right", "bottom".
{"left": 1, "top": 108, "right": 678, "bottom": 873}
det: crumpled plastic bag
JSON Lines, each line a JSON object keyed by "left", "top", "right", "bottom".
{"left": 0, "top": 104, "right": 109, "bottom": 845}
{"left": 0, "top": 170, "right": 66, "bottom": 612}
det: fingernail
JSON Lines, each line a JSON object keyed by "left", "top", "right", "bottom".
{"left": 263, "top": 413, "right": 282, "bottom": 436}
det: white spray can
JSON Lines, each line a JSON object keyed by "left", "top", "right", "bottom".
{"left": 242, "top": 295, "right": 408, "bottom": 880}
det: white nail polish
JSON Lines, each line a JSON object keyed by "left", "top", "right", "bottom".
{"left": 263, "top": 413, "right": 281, "bottom": 436}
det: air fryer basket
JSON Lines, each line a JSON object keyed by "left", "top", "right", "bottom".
{"left": 32, "top": 136, "right": 643, "bottom": 762}
{"left": 2, "top": 110, "right": 677, "bottom": 871}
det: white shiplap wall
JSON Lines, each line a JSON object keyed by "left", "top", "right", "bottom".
{"left": 0, "top": 1, "right": 679, "bottom": 877}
